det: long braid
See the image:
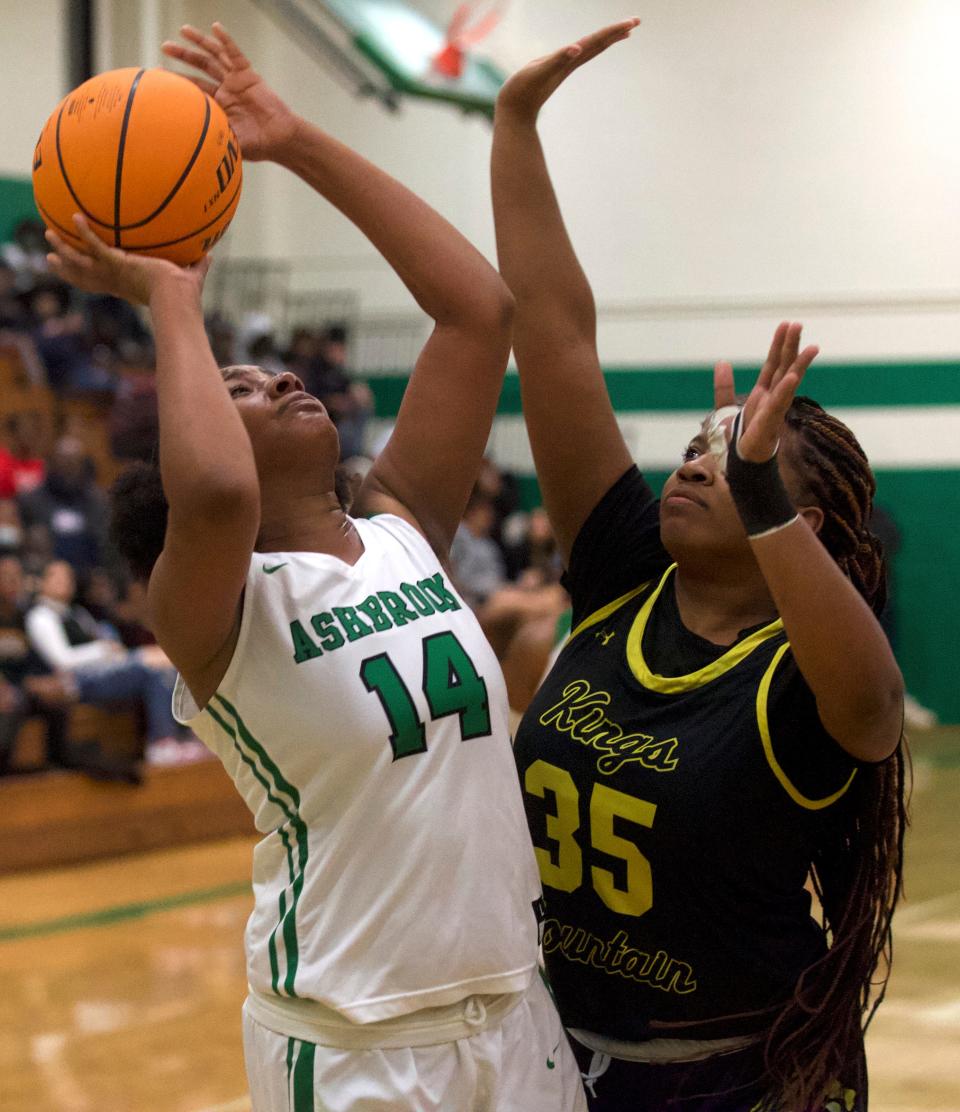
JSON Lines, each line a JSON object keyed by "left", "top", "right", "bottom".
{"left": 760, "top": 396, "right": 909, "bottom": 1109}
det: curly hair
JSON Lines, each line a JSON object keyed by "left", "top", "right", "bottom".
{"left": 110, "top": 460, "right": 355, "bottom": 582}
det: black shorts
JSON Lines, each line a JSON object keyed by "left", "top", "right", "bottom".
{"left": 571, "top": 1035, "right": 866, "bottom": 1112}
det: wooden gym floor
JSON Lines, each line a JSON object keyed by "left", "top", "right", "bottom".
{"left": 0, "top": 727, "right": 957, "bottom": 1112}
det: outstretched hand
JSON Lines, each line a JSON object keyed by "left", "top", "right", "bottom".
{"left": 713, "top": 322, "right": 819, "bottom": 464}
{"left": 496, "top": 18, "right": 640, "bottom": 123}
{"left": 162, "top": 22, "right": 298, "bottom": 161}
{"left": 45, "top": 215, "right": 211, "bottom": 306}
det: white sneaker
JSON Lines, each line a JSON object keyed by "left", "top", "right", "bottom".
{"left": 146, "top": 738, "right": 186, "bottom": 766}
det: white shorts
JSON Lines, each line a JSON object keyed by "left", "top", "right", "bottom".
{"left": 241, "top": 974, "right": 587, "bottom": 1112}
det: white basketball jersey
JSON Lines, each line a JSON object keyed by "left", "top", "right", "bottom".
{"left": 174, "top": 514, "right": 541, "bottom": 1024}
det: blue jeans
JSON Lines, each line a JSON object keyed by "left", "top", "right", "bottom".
{"left": 75, "top": 658, "right": 178, "bottom": 742}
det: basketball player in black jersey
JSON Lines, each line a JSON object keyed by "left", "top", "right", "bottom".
{"left": 492, "top": 21, "right": 907, "bottom": 1112}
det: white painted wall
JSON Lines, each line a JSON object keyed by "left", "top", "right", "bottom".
{"left": 0, "top": 0, "right": 68, "bottom": 177}
{"left": 4, "top": 0, "right": 960, "bottom": 362}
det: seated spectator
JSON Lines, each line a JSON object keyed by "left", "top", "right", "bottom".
{"left": 314, "top": 324, "right": 373, "bottom": 459}
{"left": 1, "top": 218, "right": 50, "bottom": 291}
{"left": 27, "top": 280, "right": 115, "bottom": 395}
{"left": 1, "top": 412, "right": 47, "bottom": 496}
{"left": 449, "top": 487, "right": 507, "bottom": 608}
{"left": 284, "top": 325, "right": 373, "bottom": 458}
{"left": 0, "top": 554, "right": 134, "bottom": 780}
{"left": 25, "top": 559, "right": 200, "bottom": 766}
{"left": 18, "top": 435, "right": 110, "bottom": 575}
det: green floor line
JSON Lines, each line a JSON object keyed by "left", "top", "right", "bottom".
{"left": 0, "top": 880, "right": 251, "bottom": 942}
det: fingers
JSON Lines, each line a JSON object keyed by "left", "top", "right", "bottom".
{"left": 45, "top": 228, "right": 97, "bottom": 284}
{"left": 211, "top": 22, "right": 252, "bottom": 70}
{"left": 757, "top": 321, "right": 788, "bottom": 389}
{"left": 162, "top": 38, "right": 225, "bottom": 83}
{"left": 713, "top": 360, "right": 736, "bottom": 409}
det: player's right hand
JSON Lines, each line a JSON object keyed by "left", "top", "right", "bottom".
{"left": 496, "top": 18, "right": 640, "bottom": 125}
{"left": 162, "top": 23, "right": 299, "bottom": 162}
{"left": 45, "top": 215, "right": 211, "bottom": 306}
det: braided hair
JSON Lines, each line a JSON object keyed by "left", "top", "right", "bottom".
{"left": 761, "top": 396, "right": 909, "bottom": 1109}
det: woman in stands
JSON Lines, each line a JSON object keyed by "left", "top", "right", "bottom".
{"left": 493, "top": 20, "right": 907, "bottom": 1111}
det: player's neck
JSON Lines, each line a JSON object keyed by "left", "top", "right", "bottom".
{"left": 672, "top": 562, "right": 777, "bottom": 646}
{"left": 256, "top": 492, "right": 363, "bottom": 563}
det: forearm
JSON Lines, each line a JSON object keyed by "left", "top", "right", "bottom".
{"left": 492, "top": 109, "right": 596, "bottom": 337}
{"left": 491, "top": 108, "right": 632, "bottom": 560}
{"left": 751, "top": 519, "right": 903, "bottom": 757}
{"left": 275, "top": 118, "right": 509, "bottom": 328}
{"left": 148, "top": 276, "right": 259, "bottom": 517}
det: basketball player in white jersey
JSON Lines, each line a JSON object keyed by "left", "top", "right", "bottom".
{"left": 45, "top": 22, "right": 585, "bottom": 1112}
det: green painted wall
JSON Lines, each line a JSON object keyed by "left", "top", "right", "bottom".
{"left": 0, "top": 176, "right": 38, "bottom": 243}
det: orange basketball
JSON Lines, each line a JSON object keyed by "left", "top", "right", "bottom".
{"left": 32, "top": 67, "right": 243, "bottom": 266}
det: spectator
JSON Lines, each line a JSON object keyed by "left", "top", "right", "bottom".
{"left": 0, "top": 554, "right": 131, "bottom": 779}
{"left": 24, "top": 560, "right": 197, "bottom": 766}
{"left": 0, "top": 412, "right": 47, "bottom": 496}
{"left": 18, "top": 435, "right": 110, "bottom": 575}
{"left": 27, "top": 280, "right": 114, "bottom": 394}
{"left": 449, "top": 487, "right": 507, "bottom": 608}
{"left": 1, "top": 218, "right": 49, "bottom": 290}
{"left": 314, "top": 324, "right": 374, "bottom": 459}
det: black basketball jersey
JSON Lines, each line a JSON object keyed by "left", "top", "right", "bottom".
{"left": 513, "top": 467, "right": 861, "bottom": 1041}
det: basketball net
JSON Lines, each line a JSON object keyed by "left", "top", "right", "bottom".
{"left": 432, "top": 1, "right": 506, "bottom": 78}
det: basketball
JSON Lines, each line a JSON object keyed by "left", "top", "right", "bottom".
{"left": 32, "top": 67, "right": 242, "bottom": 266}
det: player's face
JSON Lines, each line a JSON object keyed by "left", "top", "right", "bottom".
{"left": 659, "top": 410, "right": 753, "bottom": 559}
{"left": 221, "top": 365, "right": 340, "bottom": 477}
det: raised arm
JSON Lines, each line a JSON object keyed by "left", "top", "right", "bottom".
{"left": 45, "top": 220, "right": 259, "bottom": 696}
{"left": 491, "top": 21, "right": 640, "bottom": 562}
{"left": 723, "top": 324, "right": 904, "bottom": 761}
{"left": 165, "top": 24, "right": 514, "bottom": 558}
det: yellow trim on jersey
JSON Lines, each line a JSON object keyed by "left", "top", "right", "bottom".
{"left": 568, "top": 582, "right": 652, "bottom": 643}
{"left": 626, "top": 565, "right": 785, "bottom": 693}
{"left": 757, "top": 643, "right": 857, "bottom": 810}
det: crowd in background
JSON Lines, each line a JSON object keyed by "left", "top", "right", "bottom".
{"left": 0, "top": 217, "right": 572, "bottom": 782}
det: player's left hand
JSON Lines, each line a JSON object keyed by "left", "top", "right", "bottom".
{"left": 162, "top": 23, "right": 299, "bottom": 162}
{"left": 496, "top": 18, "right": 640, "bottom": 125}
{"left": 713, "top": 322, "right": 819, "bottom": 464}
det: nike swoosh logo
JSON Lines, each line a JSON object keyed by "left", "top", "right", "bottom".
{"left": 263, "top": 563, "right": 288, "bottom": 574}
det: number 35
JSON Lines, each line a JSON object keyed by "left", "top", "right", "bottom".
{"left": 524, "top": 759, "right": 656, "bottom": 918}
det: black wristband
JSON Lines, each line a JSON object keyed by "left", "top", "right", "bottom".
{"left": 725, "top": 411, "right": 799, "bottom": 538}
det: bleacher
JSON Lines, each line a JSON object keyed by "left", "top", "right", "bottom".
{"left": 0, "top": 336, "right": 254, "bottom": 874}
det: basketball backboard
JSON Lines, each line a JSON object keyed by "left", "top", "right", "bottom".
{"left": 314, "top": 0, "right": 506, "bottom": 117}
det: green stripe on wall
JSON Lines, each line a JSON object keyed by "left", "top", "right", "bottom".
{"left": 369, "top": 362, "right": 960, "bottom": 417}
{"left": 0, "top": 175, "right": 38, "bottom": 243}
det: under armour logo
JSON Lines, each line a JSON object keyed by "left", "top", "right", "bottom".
{"left": 595, "top": 630, "right": 616, "bottom": 646}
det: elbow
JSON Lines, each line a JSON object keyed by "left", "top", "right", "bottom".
{"left": 830, "top": 672, "right": 906, "bottom": 762}
{"left": 439, "top": 275, "right": 515, "bottom": 340}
